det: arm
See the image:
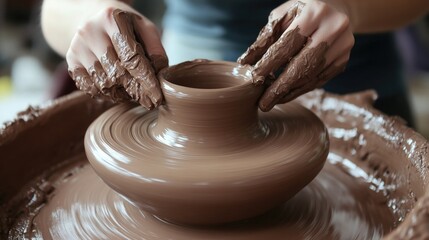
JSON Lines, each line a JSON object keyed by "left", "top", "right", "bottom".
{"left": 41, "top": 0, "right": 167, "bottom": 109}
{"left": 343, "top": 0, "right": 429, "bottom": 33}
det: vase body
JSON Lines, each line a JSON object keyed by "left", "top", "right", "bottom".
{"left": 85, "top": 60, "right": 329, "bottom": 225}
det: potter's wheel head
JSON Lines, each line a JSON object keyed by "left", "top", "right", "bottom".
{"left": 6, "top": 89, "right": 429, "bottom": 239}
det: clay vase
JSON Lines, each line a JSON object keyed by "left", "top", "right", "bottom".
{"left": 85, "top": 60, "right": 329, "bottom": 225}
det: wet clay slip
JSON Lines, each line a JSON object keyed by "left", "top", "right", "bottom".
{"left": 1, "top": 63, "right": 429, "bottom": 239}
{"left": 86, "top": 60, "right": 329, "bottom": 225}
{"left": 238, "top": 1, "right": 347, "bottom": 111}
{"left": 69, "top": 9, "right": 166, "bottom": 110}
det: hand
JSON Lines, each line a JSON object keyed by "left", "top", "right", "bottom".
{"left": 67, "top": 4, "right": 168, "bottom": 110}
{"left": 238, "top": 0, "right": 354, "bottom": 111}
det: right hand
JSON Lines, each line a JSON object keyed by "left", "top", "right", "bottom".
{"left": 67, "top": 5, "right": 168, "bottom": 110}
{"left": 238, "top": 0, "right": 354, "bottom": 111}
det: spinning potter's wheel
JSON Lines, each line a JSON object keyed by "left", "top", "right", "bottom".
{"left": 18, "top": 61, "right": 396, "bottom": 239}
{"left": 86, "top": 60, "right": 329, "bottom": 226}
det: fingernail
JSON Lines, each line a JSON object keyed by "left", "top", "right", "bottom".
{"left": 258, "top": 91, "right": 278, "bottom": 112}
{"left": 259, "top": 101, "right": 274, "bottom": 112}
{"left": 140, "top": 94, "right": 154, "bottom": 110}
{"left": 252, "top": 72, "right": 265, "bottom": 85}
{"left": 237, "top": 52, "right": 249, "bottom": 65}
{"left": 150, "top": 54, "right": 168, "bottom": 73}
{"left": 149, "top": 88, "right": 163, "bottom": 107}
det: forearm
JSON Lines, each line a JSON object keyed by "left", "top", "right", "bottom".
{"left": 41, "top": 0, "right": 130, "bottom": 56}
{"left": 341, "top": 0, "right": 429, "bottom": 33}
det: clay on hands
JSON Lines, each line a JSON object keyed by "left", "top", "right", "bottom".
{"left": 238, "top": 0, "right": 354, "bottom": 111}
{"left": 68, "top": 8, "right": 168, "bottom": 110}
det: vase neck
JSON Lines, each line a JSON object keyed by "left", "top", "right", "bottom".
{"left": 150, "top": 60, "right": 265, "bottom": 152}
{"left": 152, "top": 100, "right": 261, "bottom": 150}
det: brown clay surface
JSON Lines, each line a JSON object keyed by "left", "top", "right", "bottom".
{"left": 1, "top": 76, "right": 429, "bottom": 239}
{"left": 27, "top": 153, "right": 393, "bottom": 239}
{"left": 85, "top": 60, "right": 328, "bottom": 225}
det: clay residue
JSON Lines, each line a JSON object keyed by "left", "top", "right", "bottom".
{"left": 2, "top": 87, "right": 429, "bottom": 239}
{"left": 70, "top": 9, "right": 166, "bottom": 110}
{"left": 252, "top": 27, "right": 307, "bottom": 80}
{"left": 0, "top": 92, "right": 113, "bottom": 239}
{"left": 6, "top": 181, "right": 53, "bottom": 238}
{"left": 238, "top": 2, "right": 348, "bottom": 111}
{"left": 0, "top": 92, "right": 111, "bottom": 146}
{"left": 237, "top": 2, "right": 304, "bottom": 67}
{"left": 0, "top": 106, "right": 43, "bottom": 145}
{"left": 0, "top": 91, "right": 112, "bottom": 210}
{"left": 149, "top": 54, "right": 169, "bottom": 74}
{"left": 111, "top": 9, "right": 163, "bottom": 109}
{"left": 8, "top": 147, "right": 392, "bottom": 239}
{"left": 258, "top": 41, "right": 330, "bottom": 111}
{"left": 70, "top": 61, "right": 131, "bottom": 103}
{"left": 385, "top": 193, "right": 429, "bottom": 239}
{"left": 69, "top": 67, "right": 102, "bottom": 98}
{"left": 298, "top": 89, "right": 429, "bottom": 238}
{"left": 98, "top": 46, "right": 132, "bottom": 101}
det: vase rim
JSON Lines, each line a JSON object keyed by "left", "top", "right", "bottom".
{"left": 158, "top": 59, "right": 255, "bottom": 95}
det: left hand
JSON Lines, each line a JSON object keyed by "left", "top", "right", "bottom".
{"left": 67, "top": 6, "right": 167, "bottom": 110}
{"left": 238, "top": 0, "right": 354, "bottom": 111}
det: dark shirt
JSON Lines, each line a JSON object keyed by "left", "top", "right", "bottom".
{"left": 163, "top": 0, "right": 405, "bottom": 98}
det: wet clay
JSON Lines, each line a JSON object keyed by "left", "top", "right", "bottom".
{"left": 297, "top": 90, "right": 429, "bottom": 239}
{"left": 86, "top": 60, "right": 329, "bottom": 225}
{"left": 111, "top": 9, "right": 163, "bottom": 108}
{"left": 28, "top": 153, "right": 392, "bottom": 239}
{"left": 0, "top": 92, "right": 113, "bottom": 238}
{"left": 5, "top": 89, "right": 429, "bottom": 239}
{"left": 2, "top": 69, "right": 429, "bottom": 239}
{"left": 69, "top": 9, "right": 166, "bottom": 110}
{"left": 260, "top": 41, "right": 329, "bottom": 110}
{"left": 251, "top": 27, "right": 307, "bottom": 81}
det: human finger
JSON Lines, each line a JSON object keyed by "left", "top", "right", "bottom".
{"left": 321, "top": 25, "right": 354, "bottom": 70}
{"left": 79, "top": 20, "right": 131, "bottom": 102}
{"left": 278, "top": 63, "right": 346, "bottom": 104}
{"left": 274, "top": 41, "right": 349, "bottom": 105}
{"left": 66, "top": 30, "right": 105, "bottom": 98}
{"left": 106, "top": 9, "right": 163, "bottom": 108}
{"left": 274, "top": 8, "right": 353, "bottom": 105}
{"left": 237, "top": 1, "right": 304, "bottom": 69}
{"left": 252, "top": 1, "right": 326, "bottom": 81}
{"left": 90, "top": 9, "right": 155, "bottom": 108}
{"left": 68, "top": 67, "right": 98, "bottom": 97}
{"left": 258, "top": 42, "right": 329, "bottom": 111}
{"left": 307, "top": 6, "right": 352, "bottom": 64}
{"left": 259, "top": 1, "right": 353, "bottom": 110}
{"left": 98, "top": 47, "right": 133, "bottom": 102}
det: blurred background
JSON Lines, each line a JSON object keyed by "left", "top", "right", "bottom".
{"left": 0, "top": 0, "right": 428, "bottom": 138}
